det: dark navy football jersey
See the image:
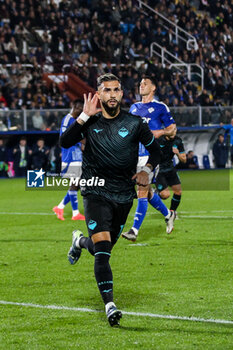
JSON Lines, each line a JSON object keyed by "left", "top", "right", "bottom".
{"left": 60, "top": 110, "right": 161, "bottom": 203}
{"left": 157, "top": 135, "right": 185, "bottom": 173}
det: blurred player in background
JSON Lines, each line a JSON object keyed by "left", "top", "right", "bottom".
{"left": 53, "top": 100, "right": 85, "bottom": 221}
{"left": 156, "top": 132, "right": 186, "bottom": 217}
{"left": 122, "top": 76, "right": 176, "bottom": 241}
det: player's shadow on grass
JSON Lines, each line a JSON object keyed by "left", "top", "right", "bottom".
{"left": 154, "top": 325, "right": 233, "bottom": 334}
{"left": 119, "top": 324, "right": 233, "bottom": 334}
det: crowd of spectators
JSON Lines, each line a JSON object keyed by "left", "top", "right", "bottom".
{"left": 0, "top": 0, "right": 233, "bottom": 112}
{"left": 0, "top": 137, "right": 61, "bottom": 177}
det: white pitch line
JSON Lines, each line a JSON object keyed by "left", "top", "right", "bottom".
{"left": 0, "top": 212, "right": 232, "bottom": 219}
{"left": 129, "top": 213, "right": 232, "bottom": 219}
{"left": 0, "top": 212, "right": 54, "bottom": 216}
{"left": 180, "top": 215, "right": 233, "bottom": 219}
{"left": 0, "top": 300, "right": 232, "bottom": 325}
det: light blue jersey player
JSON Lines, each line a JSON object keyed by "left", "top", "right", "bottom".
{"left": 53, "top": 100, "right": 85, "bottom": 221}
{"left": 122, "top": 76, "right": 177, "bottom": 241}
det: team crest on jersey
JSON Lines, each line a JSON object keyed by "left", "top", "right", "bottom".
{"left": 118, "top": 127, "right": 129, "bottom": 138}
{"left": 88, "top": 219, "right": 97, "bottom": 230}
{"left": 148, "top": 107, "right": 154, "bottom": 113}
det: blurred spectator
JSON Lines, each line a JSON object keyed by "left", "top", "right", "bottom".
{"left": 31, "top": 138, "right": 50, "bottom": 170}
{"left": 13, "top": 137, "right": 32, "bottom": 177}
{"left": 0, "top": 91, "right": 7, "bottom": 107}
{"left": 176, "top": 150, "right": 199, "bottom": 169}
{"left": 44, "top": 111, "right": 58, "bottom": 131}
{"left": 0, "top": 138, "right": 8, "bottom": 177}
{"left": 32, "top": 111, "right": 45, "bottom": 131}
{"left": 213, "top": 134, "right": 228, "bottom": 168}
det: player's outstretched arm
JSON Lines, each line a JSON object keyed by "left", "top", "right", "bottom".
{"left": 152, "top": 123, "right": 176, "bottom": 138}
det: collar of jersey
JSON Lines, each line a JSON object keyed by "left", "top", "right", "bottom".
{"left": 99, "top": 110, "right": 122, "bottom": 122}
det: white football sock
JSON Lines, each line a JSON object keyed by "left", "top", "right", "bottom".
{"left": 131, "top": 227, "right": 139, "bottom": 235}
{"left": 72, "top": 210, "right": 80, "bottom": 217}
{"left": 58, "top": 200, "right": 65, "bottom": 209}
{"left": 105, "top": 302, "right": 116, "bottom": 313}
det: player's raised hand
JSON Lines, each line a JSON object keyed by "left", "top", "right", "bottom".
{"left": 83, "top": 93, "right": 102, "bottom": 116}
{"left": 132, "top": 171, "right": 149, "bottom": 186}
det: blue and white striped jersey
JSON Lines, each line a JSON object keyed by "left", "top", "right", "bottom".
{"left": 129, "top": 100, "right": 175, "bottom": 156}
{"left": 60, "top": 113, "right": 82, "bottom": 163}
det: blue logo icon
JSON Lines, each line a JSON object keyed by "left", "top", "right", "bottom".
{"left": 160, "top": 144, "right": 165, "bottom": 148}
{"left": 93, "top": 129, "right": 103, "bottom": 133}
{"left": 157, "top": 184, "right": 163, "bottom": 190}
{"left": 118, "top": 127, "right": 129, "bottom": 138}
{"left": 27, "top": 169, "right": 45, "bottom": 188}
{"left": 88, "top": 219, "right": 97, "bottom": 230}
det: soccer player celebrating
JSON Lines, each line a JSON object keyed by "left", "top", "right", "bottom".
{"left": 53, "top": 100, "right": 85, "bottom": 221}
{"left": 122, "top": 76, "right": 176, "bottom": 241}
{"left": 156, "top": 132, "right": 186, "bottom": 216}
{"left": 60, "top": 74, "right": 161, "bottom": 326}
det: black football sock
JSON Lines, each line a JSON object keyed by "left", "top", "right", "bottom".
{"left": 170, "top": 194, "right": 181, "bottom": 211}
{"left": 94, "top": 241, "right": 113, "bottom": 305}
{"left": 79, "top": 236, "right": 94, "bottom": 256}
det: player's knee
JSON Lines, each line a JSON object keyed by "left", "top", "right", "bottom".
{"left": 69, "top": 184, "right": 78, "bottom": 191}
{"left": 137, "top": 185, "right": 149, "bottom": 198}
{"left": 174, "top": 190, "right": 182, "bottom": 196}
{"left": 160, "top": 190, "right": 170, "bottom": 199}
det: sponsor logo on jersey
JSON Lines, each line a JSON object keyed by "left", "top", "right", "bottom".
{"left": 93, "top": 129, "right": 103, "bottom": 133}
{"left": 118, "top": 127, "right": 129, "bottom": 138}
{"left": 142, "top": 117, "right": 151, "bottom": 123}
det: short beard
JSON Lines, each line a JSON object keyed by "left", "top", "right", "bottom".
{"left": 102, "top": 101, "right": 120, "bottom": 117}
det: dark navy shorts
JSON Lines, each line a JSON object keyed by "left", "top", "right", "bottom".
{"left": 156, "top": 170, "right": 181, "bottom": 192}
{"left": 83, "top": 194, "right": 133, "bottom": 245}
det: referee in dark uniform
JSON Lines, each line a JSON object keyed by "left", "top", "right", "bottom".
{"left": 60, "top": 73, "right": 161, "bottom": 326}
{"left": 154, "top": 133, "right": 186, "bottom": 217}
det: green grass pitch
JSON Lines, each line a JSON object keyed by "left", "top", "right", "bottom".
{"left": 0, "top": 171, "right": 232, "bottom": 349}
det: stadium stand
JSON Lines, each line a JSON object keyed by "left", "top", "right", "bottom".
{"left": 0, "top": 0, "right": 233, "bottom": 110}
{"left": 0, "top": 0, "right": 233, "bottom": 174}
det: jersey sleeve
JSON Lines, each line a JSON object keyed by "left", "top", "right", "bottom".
{"left": 60, "top": 116, "right": 98, "bottom": 148}
{"left": 160, "top": 104, "right": 175, "bottom": 127}
{"left": 137, "top": 118, "right": 155, "bottom": 147}
{"left": 129, "top": 104, "right": 137, "bottom": 115}
{"left": 137, "top": 118, "right": 161, "bottom": 169}
{"left": 176, "top": 138, "right": 185, "bottom": 153}
{"left": 60, "top": 114, "right": 75, "bottom": 135}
